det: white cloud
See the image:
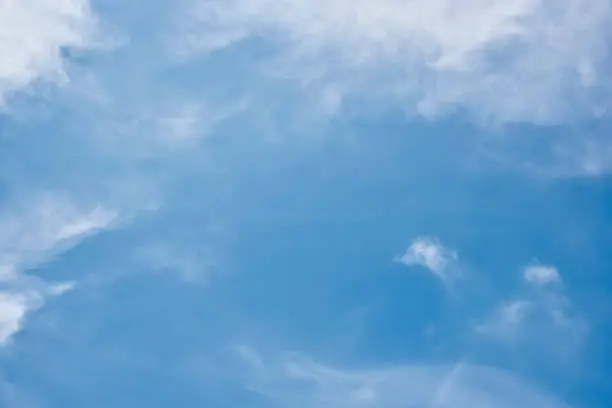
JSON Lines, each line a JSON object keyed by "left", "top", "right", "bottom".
{"left": 475, "top": 264, "right": 585, "bottom": 352}
{"left": 476, "top": 294, "right": 586, "bottom": 353}
{"left": 0, "top": 0, "right": 101, "bottom": 104}
{"left": 0, "top": 291, "right": 38, "bottom": 345}
{"left": 179, "top": 0, "right": 612, "bottom": 123}
{"left": 232, "top": 348, "right": 572, "bottom": 408}
{"left": 0, "top": 282, "right": 75, "bottom": 346}
{"left": 524, "top": 265, "right": 561, "bottom": 286}
{"left": 0, "top": 194, "right": 116, "bottom": 345}
{"left": 395, "top": 237, "right": 457, "bottom": 282}
{"left": 0, "top": 195, "right": 117, "bottom": 276}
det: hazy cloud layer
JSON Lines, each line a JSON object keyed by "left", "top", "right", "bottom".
{"left": 180, "top": 0, "right": 612, "bottom": 123}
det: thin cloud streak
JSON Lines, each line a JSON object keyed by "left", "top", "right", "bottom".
{"left": 230, "top": 347, "right": 572, "bottom": 408}
{"left": 0, "top": 194, "right": 117, "bottom": 345}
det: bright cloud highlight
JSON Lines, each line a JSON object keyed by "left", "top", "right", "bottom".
{"left": 0, "top": 0, "right": 101, "bottom": 104}
{"left": 395, "top": 237, "right": 458, "bottom": 282}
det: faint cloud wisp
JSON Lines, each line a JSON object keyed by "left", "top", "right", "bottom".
{"left": 475, "top": 263, "right": 586, "bottom": 358}
{"left": 228, "top": 346, "right": 572, "bottom": 408}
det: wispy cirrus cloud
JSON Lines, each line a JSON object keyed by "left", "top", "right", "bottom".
{"left": 0, "top": 194, "right": 117, "bottom": 346}
{"left": 0, "top": 0, "right": 236, "bottom": 310}
{"left": 0, "top": 194, "right": 116, "bottom": 275}
{"left": 395, "top": 237, "right": 458, "bottom": 282}
{"left": 177, "top": 0, "right": 612, "bottom": 124}
{"left": 227, "top": 346, "right": 572, "bottom": 408}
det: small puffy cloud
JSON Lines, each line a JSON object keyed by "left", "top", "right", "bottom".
{"left": 475, "top": 263, "right": 585, "bottom": 354}
{"left": 179, "top": 0, "right": 612, "bottom": 123}
{"left": 524, "top": 265, "right": 561, "bottom": 286}
{"left": 0, "top": 0, "right": 101, "bottom": 104}
{"left": 395, "top": 237, "right": 458, "bottom": 282}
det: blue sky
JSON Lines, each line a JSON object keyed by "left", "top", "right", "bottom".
{"left": 1, "top": 0, "right": 612, "bottom": 407}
